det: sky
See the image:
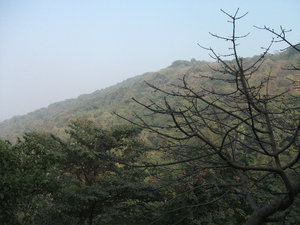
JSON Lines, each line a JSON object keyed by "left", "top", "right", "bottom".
{"left": 0, "top": 0, "right": 299, "bottom": 122}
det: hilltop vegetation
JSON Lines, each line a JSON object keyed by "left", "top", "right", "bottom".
{"left": 0, "top": 48, "right": 299, "bottom": 142}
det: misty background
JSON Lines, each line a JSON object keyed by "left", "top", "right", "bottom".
{"left": 0, "top": 0, "right": 299, "bottom": 122}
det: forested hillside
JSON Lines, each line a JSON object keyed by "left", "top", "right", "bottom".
{"left": 1, "top": 38, "right": 300, "bottom": 225}
{"left": 0, "top": 48, "right": 299, "bottom": 142}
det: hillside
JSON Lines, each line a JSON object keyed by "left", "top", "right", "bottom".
{"left": 0, "top": 48, "right": 299, "bottom": 142}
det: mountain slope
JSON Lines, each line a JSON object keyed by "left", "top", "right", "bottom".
{"left": 0, "top": 49, "right": 299, "bottom": 142}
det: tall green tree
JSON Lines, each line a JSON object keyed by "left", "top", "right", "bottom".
{"left": 0, "top": 133, "right": 60, "bottom": 225}
{"left": 42, "top": 119, "right": 162, "bottom": 225}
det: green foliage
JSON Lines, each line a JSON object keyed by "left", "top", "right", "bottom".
{"left": 0, "top": 135, "right": 60, "bottom": 225}
{"left": 23, "top": 119, "right": 163, "bottom": 225}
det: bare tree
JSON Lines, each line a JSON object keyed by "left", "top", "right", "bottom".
{"left": 118, "top": 9, "right": 300, "bottom": 224}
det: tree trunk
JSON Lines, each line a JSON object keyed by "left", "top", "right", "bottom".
{"left": 245, "top": 177, "right": 300, "bottom": 225}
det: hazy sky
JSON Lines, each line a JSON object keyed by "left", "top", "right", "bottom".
{"left": 0, "top": 0, "right": 299, "bottom": 122}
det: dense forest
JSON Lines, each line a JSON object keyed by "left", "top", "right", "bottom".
{"left": 1, "top": 11, "right": 300, "bottom": 225}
